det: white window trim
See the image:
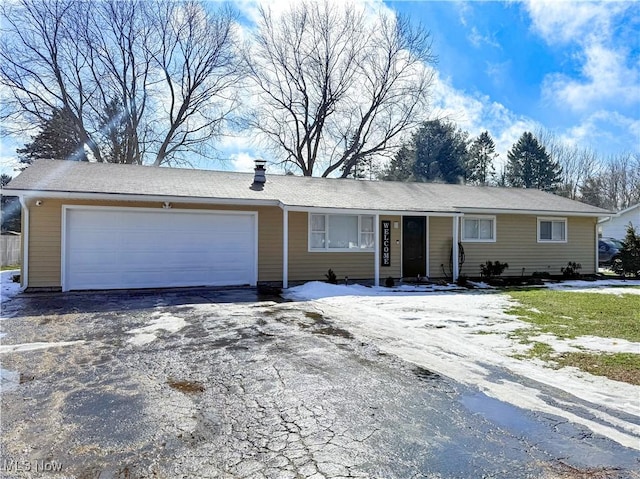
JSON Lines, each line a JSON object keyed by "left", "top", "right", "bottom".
{"left": 308, "top": 213, "right": 375, "bottom": 252}
{"left": 537, "top": 217, "right": 567, "bottom": 243}
{"left": 461, "top": 215, "right": 496, "bottom": 243}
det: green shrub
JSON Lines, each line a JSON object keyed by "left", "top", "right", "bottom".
{"left": 480, "top": 260, "right": 509, "bottom": 278}
{"left": 612, "top": 223, "right": 640, "bottom": 278}
{"left": 561, "top": 261, "right": 582, "bottom": 279}
{"left": 385, "top": 276, "right": 395, "bottom": 288}
{"left": 325, "top": 268, "right": 338, "bottom": 284}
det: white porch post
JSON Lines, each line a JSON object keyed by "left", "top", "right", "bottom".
{"left": 452, "top": 216, "right": 459, "bottom": 282}
{"left": 425, "top": 216, "right": 430, "bottom": 279}
{"left": 282, "top": 207, "right": 289, "bottom": 289}
{"left": 374, "top": 214, "right": 380, "bottom": 287}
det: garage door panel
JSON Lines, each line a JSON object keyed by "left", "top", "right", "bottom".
{"left": 64, "top": 208, "right": 257, "bottom": 291}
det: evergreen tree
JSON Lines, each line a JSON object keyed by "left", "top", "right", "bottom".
{"left": 99, "top": 99, "right": 141, "bottom": 164}
{"left": 579, "top": 176, "right": 607, "bottom": 208}
{"left": 466, "top": 131, "right": 497, "bottom": 186}
{"left": 612, "top": 224, "right": 640, "bottom": 278}
{"left": 380, "top": 146, "right": 416, "bottom": 181}
{"left": 505, "top": 132, "right": 562, "bottom": 191}
{"left": 412, "top": 120, "right": 468, "bottom": 184}
{"left": 17, "top": 108, "right": 87, "bottom": 165}
{"left": 1, "top": 174, "right": 21, "bottom": 232}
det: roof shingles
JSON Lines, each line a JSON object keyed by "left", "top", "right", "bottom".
{"left": 3, "top": 159, "right": 611, "bottom": 215}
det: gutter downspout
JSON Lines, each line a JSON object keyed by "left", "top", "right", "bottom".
{"left": 18, "top": 196, "right": 29, "bottom": 291}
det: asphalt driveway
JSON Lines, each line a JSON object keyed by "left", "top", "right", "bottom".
{"left": 1, "top": 288, "right": 638, "bottom": 478}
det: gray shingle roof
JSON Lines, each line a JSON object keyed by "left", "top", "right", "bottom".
{"left": 3, "top": 159, "right": 612, "bottom": 215}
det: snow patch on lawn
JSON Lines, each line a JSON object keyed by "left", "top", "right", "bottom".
{"left": 548, "top": 279, "right": 640, "bottom": 295}
{"left": 528, "top": 333, "right": 640, "bottom": 354}
{"left": 284, "top": 281, "right": 640, "bottom": 450}
{"left": 1, "top": 269, "right": 21, "bottom": 310}
{"left": 127, "top": 313, "right": 187, "bottom": 346}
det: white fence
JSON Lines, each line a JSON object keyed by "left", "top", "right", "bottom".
{"left": 1, "top": 235, "right": 21, "bottom": 267}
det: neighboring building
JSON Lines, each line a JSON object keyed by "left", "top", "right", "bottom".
{"left": 599, "top": 204, "right": 640, "bottom": 240}
{"left": 2, "top": 159, "right": 612, "bottom": 292}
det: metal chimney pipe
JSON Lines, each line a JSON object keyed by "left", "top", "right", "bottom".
{"left": 253, "top": 159, "right": 267, "bottom": 185}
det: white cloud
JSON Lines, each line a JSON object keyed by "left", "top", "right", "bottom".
{"left": 561, "top": 110, "right": 640, "bottom": 152}
{"left": 524, "top": 1, "right": 639, "bottom": 113}
{"left": 468, "top": 26, "right": 500, "bottom": 49}
{"left": 524, "top": 0, "right": 629, "bottom": 45}
{"left": 229, "top": 152, "right": 258, "bottom": 172}
{"left": 542, "top": 41, "right": 640, "bottom": 112}
{"left": 430, "top": 73, "right": 539, "bottom": 166}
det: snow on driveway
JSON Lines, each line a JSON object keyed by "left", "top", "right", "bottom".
{"left": 284, "top": 281, "right": 640, "bottom": 450}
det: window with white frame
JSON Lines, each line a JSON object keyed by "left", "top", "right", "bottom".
{"left": 538, "top": 217, "right": 567, "bottom": 242}
{"left": 309, "top": 214, "right": 375, "bottom": 251}
{"left": 462, "top": 216, "right": 496, "bottom": 242}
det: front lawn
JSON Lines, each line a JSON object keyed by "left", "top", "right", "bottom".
{"left": 507, "top": 290, "right": 640, "bottom": 341}
{"left": 507, "top": 289, "right": 640, "bottom": 385}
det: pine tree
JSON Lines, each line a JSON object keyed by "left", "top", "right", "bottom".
{"left": 412, "top": 120, "right": 468, "bottom": 184}
{"left": 612, "top": 224, "right": 640, "bottom": 278}
{"left": 1, "top": 174, "right": 21, "bottom": 232}
{"left": 381, "top": 146, "right": 416, "bottom": 181}
{"left": 17, "top": 108, "right": 87, "bottom": 165}
{"left": 505, "top": 132, "right": 562, "bottom": 191}
{"left": 466, "top": 131, "right": 497, "bottom": 186}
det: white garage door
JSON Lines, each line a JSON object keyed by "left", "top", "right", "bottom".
{"left": 63, "top": 207, "right": 257, "bottom": 291}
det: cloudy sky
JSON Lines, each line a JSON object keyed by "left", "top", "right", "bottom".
{"left": 1, "top": 0, "right": 638, "bottom": 176}
{"left": 224, "top": 0, "right": 639, "bottom": 173}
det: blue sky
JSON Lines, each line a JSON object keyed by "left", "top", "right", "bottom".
{"left": 1, "top": 0, "right": 638, "bottom": 176}
{"left": 380, "top": 1, "right": 639, "bottom": 163}
{"left": 215, "top": 0, "right": 640, "bottom": 173}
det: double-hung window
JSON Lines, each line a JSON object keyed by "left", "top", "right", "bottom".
{"left": 537, "top": 217, "right": 567, "bottom": 242}
{"left": 309, "top": 214, "right": 374, "bottom": 251}
{"left": 462, "top": 216, "right": 496, "bottom": 242}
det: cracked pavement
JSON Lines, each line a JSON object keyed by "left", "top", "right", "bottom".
{"left": 1, "top": 288, "right": 639, "bottom": 478}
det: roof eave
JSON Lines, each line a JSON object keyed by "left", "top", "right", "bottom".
{"left": 0, "top": 189, "right": 281, "bottom": 207}
{"left": 457, "top": 206, "right": 614, "bottom": 217}
{"left": 280, "top": 204, "right": 462, "bottom": 216}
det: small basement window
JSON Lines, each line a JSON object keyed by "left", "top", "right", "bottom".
{"left": 538, "top": 217, "right": 567, "bottom": 242}
{"left": 309, "top": 214, "right": 374, "bottom": 251}
{"left": 462, "top": 216, "right": 496, "bottom": 242}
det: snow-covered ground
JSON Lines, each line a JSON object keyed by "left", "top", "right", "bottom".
{"left": 0, "top": 269, "right": 21, "bottom": 307}
{"left": 283, "top": 281, "right": 640, "bottom": 450}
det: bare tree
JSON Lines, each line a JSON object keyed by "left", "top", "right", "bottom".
{"left": 536, "top": 129, "right": 599, "bottom": 200}
{"left": 149, "top": 1, "right": 242, "bottom": 166}
{"left": 245, "top": 1, "right": 435, "bottom": 177}
{"left": 580, "top": 153, "right": 640, "bottom": 210}
{"left": 0, "top": 0, "right": 105, "bottom": 161}
{"left": 0, "top": 0, "right": 241, "bottom": 166}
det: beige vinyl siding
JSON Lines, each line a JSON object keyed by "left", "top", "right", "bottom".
{"left": 428, "top": 216, "right": 454, "bottom": 279}
{"left": 27, "top": 198, "right": 63, "bottom": 287}
{"left": 287, "top": 212, "right": 401, "bottom": 282}
{"left": 461, "top": 214, "right": 597, "bottom": 277}
{"left": 25, "top": 198, "right": 283, "bottom": 288}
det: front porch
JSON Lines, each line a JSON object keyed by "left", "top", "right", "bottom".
{"left": 280, "top": 207, "right": 462, "bottom": 288}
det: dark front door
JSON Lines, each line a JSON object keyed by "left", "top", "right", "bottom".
{"left": 403, "top": 216, "right": 426, "bottom": 279}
